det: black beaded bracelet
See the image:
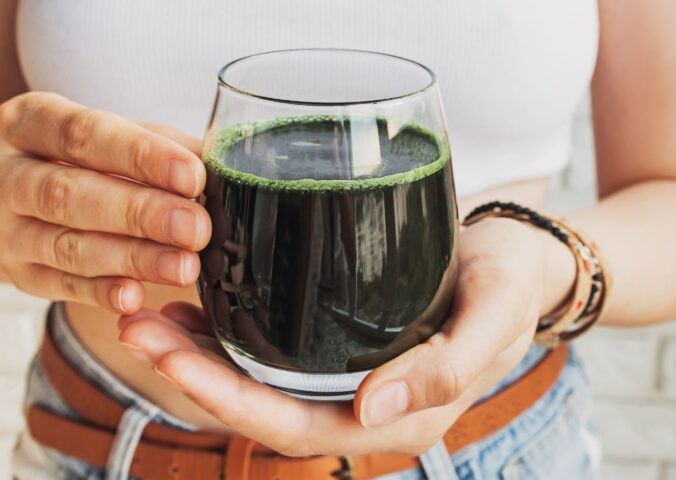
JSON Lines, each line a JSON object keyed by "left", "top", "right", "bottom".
{"left": 464, "top": 201, "right": 570, "bottom": 243}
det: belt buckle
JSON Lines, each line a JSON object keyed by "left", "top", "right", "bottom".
{"left": 330, "top": 456, "right": 355, "bottom": 480}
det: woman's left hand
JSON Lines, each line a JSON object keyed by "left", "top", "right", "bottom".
{"left": 118, "top": 217, "right": 564, "bottom": 456}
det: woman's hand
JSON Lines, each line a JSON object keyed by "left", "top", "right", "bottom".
{"left": 0, "top": 92, "right": 211, "bottom": 312}
{"left": 118, "top": 218, "right": 574, "bottom": 456}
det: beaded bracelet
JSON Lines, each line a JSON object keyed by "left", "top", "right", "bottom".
{"left": 463, "top": 201, "right": 611, "bottom": 348}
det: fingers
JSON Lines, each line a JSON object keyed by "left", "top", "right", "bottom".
{"left": 117, "top": 309, "right": 319, "bottom": 452}
{"left": 12, "top": 217, "right": 200, "bottom": 286}
{"left": 119, "top": 314, "right": 201, "bottom": 361}
{"left": 8, "top": 263, "right": 144, "bottom": 313}
{"left": 156, "top": 352, "right": 329, "bottom": 453}
{"left": 0, "top": 92, "right": 205, "bottom": 198}
{"left": 159, "top": 302, "right": 212, "bottom": 334}
{"left": 4, "top": 157, "right": 211, "bottom": 250}
{"left": 117, "top": 309, "right": 376, "bottom": 456}
{"left": 354, "top": 268, "right": 536, "bottom": 428}
{"left": 118, "top": 308, "right": 467, "bottom": 456}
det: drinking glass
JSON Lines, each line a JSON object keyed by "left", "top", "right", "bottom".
{"left": 199, "top": 49, "right": 459, "bottom": 400}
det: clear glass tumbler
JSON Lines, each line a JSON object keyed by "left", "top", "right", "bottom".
{"left": 199, "top": 49, "right": 459, "bottom": 400}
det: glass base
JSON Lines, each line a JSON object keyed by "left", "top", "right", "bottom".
{"left": 225, "top": 346, "right": 371, "bottom": 401}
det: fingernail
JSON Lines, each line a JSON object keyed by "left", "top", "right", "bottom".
{"left": 360, "top": 380, "right": 410, "bottom": 428}
{"left": 163, "top": 160, "right": 198, "bottom": 197}
{"left": 110, "top": 285, "right": 134, "bottom": 313}
{"left": 154, "top": 366, "right": 186, "bottom": 393}
{"left": 164, "top": 208, "right": 201, "bottom": 249}
{"left": 154, "top": 251, "right": 185, "bottom": 284}
{"left": 119, "top": 341, "right": 153, "bottom": 365}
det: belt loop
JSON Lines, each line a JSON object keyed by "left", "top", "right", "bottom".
{"left": 105, "top": 403, "right": 159, "bottom": 480}
{"left": 419, "top": 440, "right": 459, "bottom": 480}
{"left": 225, "top": 436, "right": 257, "bottom": 480}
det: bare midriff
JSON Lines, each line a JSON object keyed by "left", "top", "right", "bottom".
{"left": 67, "top": 177, "right": 549, "bottom": 433}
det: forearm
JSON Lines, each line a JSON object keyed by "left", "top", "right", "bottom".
{"left": 550, "top": 179, "right": 676, "bottom": 327}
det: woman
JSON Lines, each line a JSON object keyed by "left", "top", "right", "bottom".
{"left": 2, "top": 0, "right": 675, "bottom": 478}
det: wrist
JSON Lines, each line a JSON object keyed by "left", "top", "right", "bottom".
{"left": 459, "top": 215, "right": 575, "bottom": 317}
{"left": 531, "top": 225, "right": 577, "bottom": 317}
{"left": 463, "top": 201, "right": 609, "bottom": 344}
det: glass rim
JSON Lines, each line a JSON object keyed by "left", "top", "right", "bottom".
{"left": 217, "top": 48, "right": 437, "bottom": 107}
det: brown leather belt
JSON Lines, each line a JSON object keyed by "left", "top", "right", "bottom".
{"left": 28, "top": 326, "right": 568, "bottom": 479}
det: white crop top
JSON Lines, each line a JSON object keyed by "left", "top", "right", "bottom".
{"left": 15, "top": 0, "right": 598, "bottom": 196}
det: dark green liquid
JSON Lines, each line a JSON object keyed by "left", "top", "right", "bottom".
{"left": 199, "top": 117, "right": 458, "bottom": 373}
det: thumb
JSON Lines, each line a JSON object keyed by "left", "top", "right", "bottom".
{"left": 354, "top": 283, "right": 533, "bottom": 428}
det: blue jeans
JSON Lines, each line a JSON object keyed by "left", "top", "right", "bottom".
{"left": 12, "top": 303, "right": 601, "bottom": 479}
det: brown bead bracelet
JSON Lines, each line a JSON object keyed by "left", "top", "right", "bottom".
{"left": 463, "top": 201, "right": 611, "bottom": 348}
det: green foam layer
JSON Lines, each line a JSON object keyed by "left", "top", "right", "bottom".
{"left": 203, "top": 115, "right": 450, "bottom": 193}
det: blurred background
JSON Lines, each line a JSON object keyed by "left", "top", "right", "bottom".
{"left": 0, "top": 97, "right": 675, "bottom": 479}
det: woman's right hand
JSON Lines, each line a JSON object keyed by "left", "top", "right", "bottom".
{"left": 0, "top": 92, "right": 211, "bottom": 313}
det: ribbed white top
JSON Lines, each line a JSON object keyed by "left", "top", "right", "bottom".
{"left": 16, "top": 0, "right": 598, "bottom": 196}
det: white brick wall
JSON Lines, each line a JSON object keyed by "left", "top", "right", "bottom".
{"left": 662, "top": 340, "right": 676, "bottom": 398}
{"left": 575, "top": 322, "right": 676, "bottom": 480}
{"left": 0, "top": 98, "right": 673, "bottom": 479}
